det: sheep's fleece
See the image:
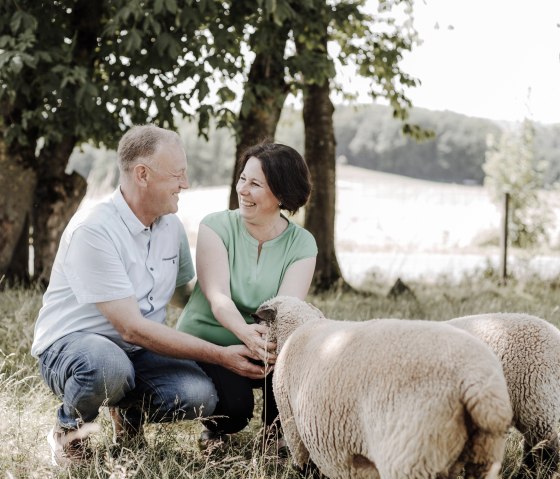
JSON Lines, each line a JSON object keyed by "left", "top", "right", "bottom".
{"left": 254, "top": 296, "right": 513, "bottom": 479}
{"left": 448, "top": 313, "right": 560, "bottom": 477}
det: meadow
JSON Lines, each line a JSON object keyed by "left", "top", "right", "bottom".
{"left": 3, "top": 165, "right": 560, "bottom": 477}
{"left": 2, "top": 271, "right": 560, "bottom": 478}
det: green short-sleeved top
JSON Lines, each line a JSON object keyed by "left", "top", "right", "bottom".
{"left": 176, "top": 209, "right": 318, "bottom": 346}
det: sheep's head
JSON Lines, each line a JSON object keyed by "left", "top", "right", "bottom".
{"left": 252, "top": 295, "right": 326, "bottom": 352}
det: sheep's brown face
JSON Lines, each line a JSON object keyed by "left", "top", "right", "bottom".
{"left": 252, "top": 304, "right": 276, "bottom": 325}
{"left": 252, "top": 302, "right": 279, "bottom": 342}
{"left": 253, "top": 296, "right": 327, "bottom": 351}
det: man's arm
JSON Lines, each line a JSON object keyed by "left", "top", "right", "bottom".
{"left": 96, "top": 296, "right": 267, "bottom": 379}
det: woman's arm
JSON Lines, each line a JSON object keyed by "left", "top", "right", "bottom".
{"left": 277, "top": 256, "right": 317, "bottom": 299}
{"left": 196, "top": 224, "right": 275, "bottom": 362}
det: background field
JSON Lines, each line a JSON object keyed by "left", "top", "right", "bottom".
{"left": 170, "top": 164, "right": 560, "bottom": 285}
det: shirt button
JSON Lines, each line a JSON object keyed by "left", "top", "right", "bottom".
{"left": 149, "top": 296, "right": 153, "bottom": 301}
{"left": 150, "top": 267, "right": 154, "bottom": 271}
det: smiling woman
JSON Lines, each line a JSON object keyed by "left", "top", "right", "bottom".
{"left": 176, "top": 141, "right": 317, "bottom": 450}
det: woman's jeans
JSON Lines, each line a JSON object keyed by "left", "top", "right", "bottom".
{"left": 38, "top": 332, "right": 218, "bottom": 430}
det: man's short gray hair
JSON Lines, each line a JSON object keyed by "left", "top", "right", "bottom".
{"left": 117, "top": 124, "right": 181, "bottom": 173}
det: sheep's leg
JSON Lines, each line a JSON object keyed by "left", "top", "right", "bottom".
{"left": 461, "top": 431, "right": 506, "bottom": 479}
{"left": 274, "top": 385, "right": 310, "bottom": 467}
{"left": 281, "top": 415, "right": 310, "bottom": 467}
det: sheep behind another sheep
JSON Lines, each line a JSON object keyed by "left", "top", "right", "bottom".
{"left": 448, "top": 313, "right": 560, "bottom": 478}
{"left": 255, "top": 296, "right": 513, "bottom": 479}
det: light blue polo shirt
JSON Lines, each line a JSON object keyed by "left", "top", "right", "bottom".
{"left": 31, "top": 187, "right": 194, "bottom": 357}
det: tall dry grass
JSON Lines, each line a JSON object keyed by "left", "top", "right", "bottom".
{"left": 2, "top": 273, "right": 560, "bottom": 478}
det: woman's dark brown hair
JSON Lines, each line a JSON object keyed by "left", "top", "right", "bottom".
{"left": 238, "top": 142, "right": 312, "bottom": 215}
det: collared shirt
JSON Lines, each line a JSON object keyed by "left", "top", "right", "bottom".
{"left": 31, "top": 187, "right": 194, "bottom": 357}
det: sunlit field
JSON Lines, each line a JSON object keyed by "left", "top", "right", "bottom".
{"left": 174, "top": 165, "right": 560, "bottom": 285}
{"left": 2, "top": 272, "right": 560, "bottom": 478}
{"left": 81, "top": 164, "right": 560, "bottom": 285}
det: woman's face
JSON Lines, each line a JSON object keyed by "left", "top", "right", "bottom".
{"left": 236, "top": 156, "right": 280, "bottom": 222}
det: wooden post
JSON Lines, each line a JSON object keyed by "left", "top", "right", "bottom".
{"left": 499, "top": 192, "right": 510, "bottom": 283}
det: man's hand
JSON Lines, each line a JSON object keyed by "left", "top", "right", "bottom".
{"left": 220, "top": 344, "right": 274, "bottom": 379}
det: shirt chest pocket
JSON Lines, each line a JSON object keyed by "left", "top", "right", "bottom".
{"left": 162, "top": 254, "right": 178, "bottom": 265}
{"left": 151, "top": 254, "right": 179, "bottom": 297}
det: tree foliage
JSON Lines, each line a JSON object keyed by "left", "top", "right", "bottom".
{"left": 1, "top": 1, "right": 243, "bottom": 149}
{"left": 0, "top": 0, "right": 246, "bottom": 283}
{"left": 225, "top": 0, "right": 423, "bottom": 290}
{"left": 75, "top": 104, "right": 560, "bottom": 196}
{"left": 483, "top": 119, "right": 550, "bottom": 248}
{"left": 1, "top": 0, "right": 424, "bottom": 289}
{"left": 337, "top": 105, "right": 502, "bottom": 183}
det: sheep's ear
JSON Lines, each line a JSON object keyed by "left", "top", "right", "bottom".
{"left": 251, "top": 305, "right": 277, "bottom": 325}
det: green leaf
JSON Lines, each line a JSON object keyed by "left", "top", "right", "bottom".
{"left": 266, "top": 0, "right": 277, "bottom": 15}
{"left": 164, "top": 0, "right": 178, "bottom": 14}
{"left": 0, "top": 35, "right": 14, "bottom": 49}
{"left": 154, "top": 0, "right": 164, "bottom": 15}
{"left": 197, "top": 79, "right": 210, "bottom": 101}
{"left": 0, "top": 51, "right": 13, "bottom": 71}
{"left": 217, "top": 86, "right": 236, "bottom": 103}
{"left": 10, "top": 11, "right": 23, "bottom": 33}
{"left": 155, "top": 32, "right": 171, "bottom": 57}
{"left": 123, "top": 28, "right": 142, "bottom": 54}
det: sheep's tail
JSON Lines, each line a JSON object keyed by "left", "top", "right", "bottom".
{"left": 462, "top": 371, "right": 512, "bottom": 433}
{"left": 460, "top": 372, "right": 513, "bottom": 477}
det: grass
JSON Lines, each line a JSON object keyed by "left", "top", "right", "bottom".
{"left": 2, "top": 273, "right": 560, "bottom": 478}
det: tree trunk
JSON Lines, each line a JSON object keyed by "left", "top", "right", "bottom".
{"left": 0, "top": 137, "right": 37, "bottom": 285}
{"left": 303, "top": 81, "right": 346, "bottom": 291}
{"left": 228, "top": 27, "right": 290, "bottom": 210}
{"left": 33, "top": 139, "right": 85, "bottom": 285}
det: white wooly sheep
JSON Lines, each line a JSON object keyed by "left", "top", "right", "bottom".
{"left": 254, "top": 296, "right": 513, "bottom": 479}
{"left": 447, "top": 313, "right": 560, "bottom": 478}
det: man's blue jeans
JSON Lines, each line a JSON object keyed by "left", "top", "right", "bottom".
{"left": 38, "top": 332, "right": 218, "bottom": 430}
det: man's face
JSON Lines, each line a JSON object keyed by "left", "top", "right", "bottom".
{"left": 145, "top": 142, "right": 189, "bottom": 217}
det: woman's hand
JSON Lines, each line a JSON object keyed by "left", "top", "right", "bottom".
{"left": 220, "top": 344, "right": 273, "bottom": 379}
{"left": 238, "top": 323, "right": 277, "bottom": 365}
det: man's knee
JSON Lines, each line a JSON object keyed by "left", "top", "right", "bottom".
{"left": 91, "top": 357, "right": 135, "bottom": 402}
{"left": 44, "top": 333, "right": 134, "bottom": 404}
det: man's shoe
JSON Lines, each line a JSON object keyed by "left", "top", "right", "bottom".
{"left": 47, "top": 422, "right": 100, "bottom": 466}
{"left": 109, "top": 407, "right": 147, "bottom": 449}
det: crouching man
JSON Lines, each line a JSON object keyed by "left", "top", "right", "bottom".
{"left": 31, "top": 124, "right": 266, "bottom": 466}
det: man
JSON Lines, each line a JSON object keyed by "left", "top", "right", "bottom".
{"left": 31, "top": 124, "right": 267, "bottom": 466}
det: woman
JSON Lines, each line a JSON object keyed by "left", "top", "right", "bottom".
{"left": 176, "top": 142, "right": 317, "bottom": 447}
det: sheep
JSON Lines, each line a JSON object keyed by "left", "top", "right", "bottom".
{"left": 447, "top": 313, "right": 560, "bottom": 478}
{"left": 253, "top": 296, "right": 513, "bottom": 479}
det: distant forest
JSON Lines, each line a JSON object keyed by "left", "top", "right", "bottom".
{"left": 70, "top": 104, "right": 560, "bottom": 192}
